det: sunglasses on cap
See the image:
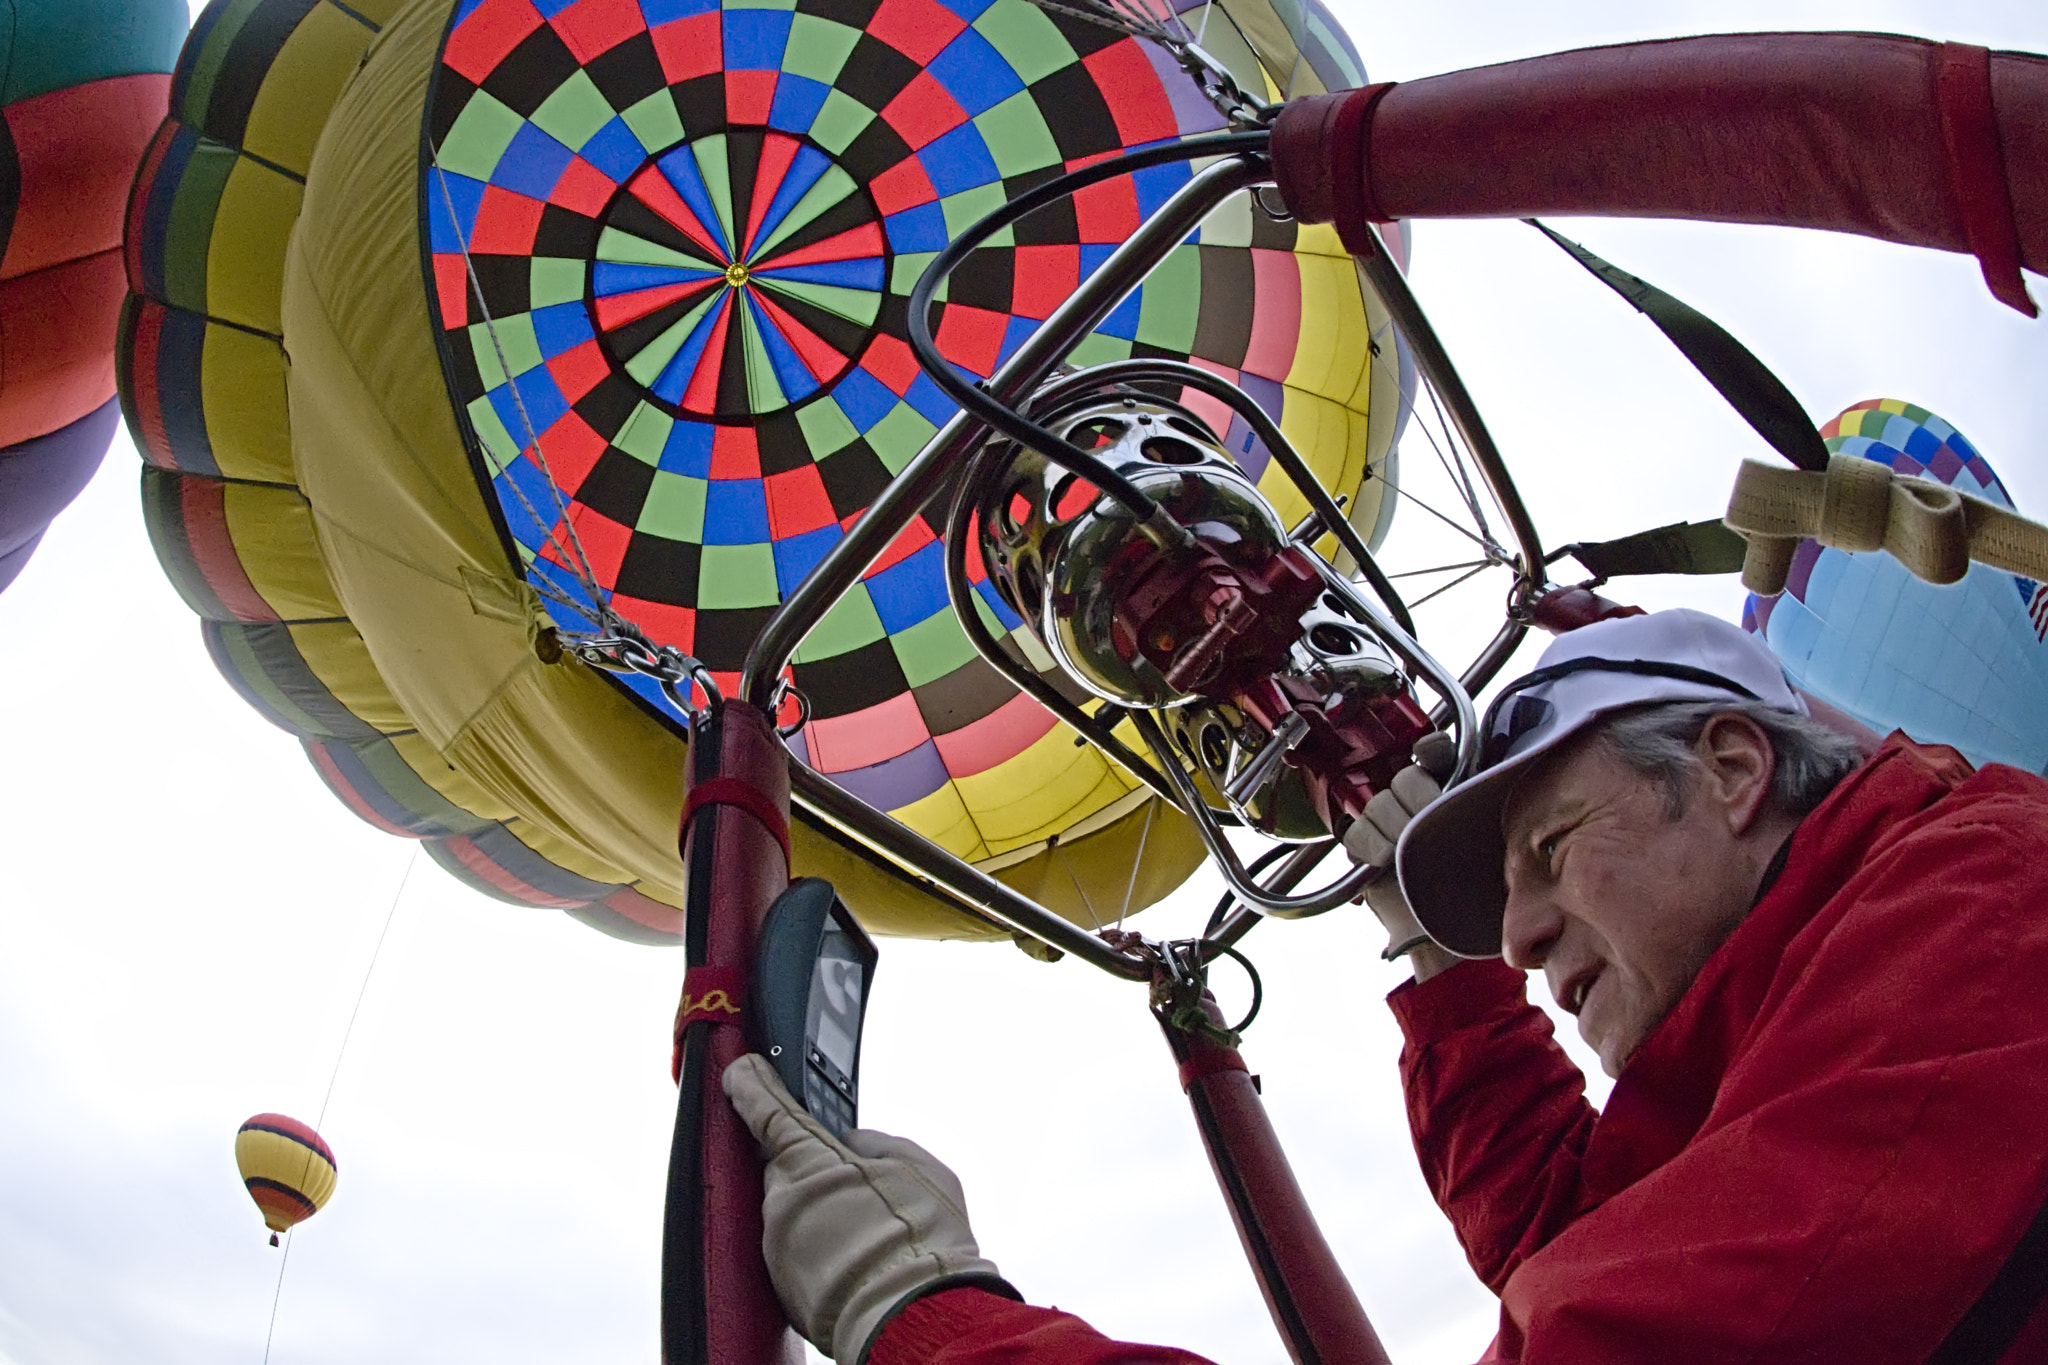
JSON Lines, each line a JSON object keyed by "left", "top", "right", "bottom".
{"left": 1477, "top": 658, "right": 1764, "bottom": 770}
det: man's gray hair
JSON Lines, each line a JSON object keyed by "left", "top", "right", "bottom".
{"left": 1594, "top": 699, "right": 1868, "bottom": 819}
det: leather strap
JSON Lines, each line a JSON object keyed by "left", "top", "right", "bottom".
{"left": 682, "top": 775, "right": 790, "bottom": 869}
{"left": 1935, "top": 42, "right": 2037, "bottom": 317}
{"left": 1933, "top": 43, "right": 2031, "bottom": 317}
{"left": 1329, "top": 82, "right": 1399, "bottom": 256}
{"left": 670, "top": 964, "right": 747, "bottom": 1082}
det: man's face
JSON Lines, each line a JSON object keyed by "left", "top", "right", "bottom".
{"left": 1498, "top": 732, "right": 1758, "bottom": 1078}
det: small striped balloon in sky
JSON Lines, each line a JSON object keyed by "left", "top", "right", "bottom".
{"left": 234, "top": 1113, "right": 338, "bottom": 1246}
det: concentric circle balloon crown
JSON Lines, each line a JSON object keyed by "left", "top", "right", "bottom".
{"left": 120, "top": 0, "right": 1402, "bottom": 941}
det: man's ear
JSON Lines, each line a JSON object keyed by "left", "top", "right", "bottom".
{"left": 1693, "top": 713, "right": 1777, "bottom": 834}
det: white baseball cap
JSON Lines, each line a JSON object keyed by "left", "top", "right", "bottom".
{"left": 1396, "top": 609, "right": 1806, "bottom": 958}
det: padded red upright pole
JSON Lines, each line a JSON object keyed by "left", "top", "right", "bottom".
{"left": 1268, "top": 35, "right": 2048, "bottom": 317}
{"left": 1160, "top": 996, "right": 1391, "bottom": 1365}
{"left": 662, "top": 700, "right": 803, "bottom": 1365}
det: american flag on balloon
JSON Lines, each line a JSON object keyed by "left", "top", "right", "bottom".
{"left": 2021, "top": 578, "right": 2048, "bottom": 644}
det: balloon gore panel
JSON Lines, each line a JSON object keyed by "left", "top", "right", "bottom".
{"left": 427, "top": 0, "right": 1389, "bottom": 868}
{"left": 1746, "top": 399, "right": 2048, "bottom": 774}
{"left": 123, "top": 0, "right": 1390, "bottom": 942}
{"left": 0, "top": 399, "right": 119, "bottom": 592}
{"left": 121, "top": 0, "right": 692, "bottom": 940}
{"left": 0, "top": 0, "right": 184, "bottom": 593}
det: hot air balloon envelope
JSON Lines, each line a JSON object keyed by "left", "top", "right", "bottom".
{"left": 123, "top": 0, "right": 1400, "bottom": 939}
{"left": 234, "top": 1112, "right": 338, "bottom": 1244}
{"left": 0, "top": 0, "right": 184, "bottom": 592}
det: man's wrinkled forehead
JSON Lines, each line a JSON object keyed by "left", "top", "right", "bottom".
{"left": 1498, "top": 725, "right": 1608, "bottom": 844}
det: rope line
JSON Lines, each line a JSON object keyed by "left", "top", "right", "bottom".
{"left": 319, "top": 848, "right": 416, "bottom": 1129}
{"left": 260, "top": 1232, "right": 294, "bottom": 1365}
{"left": 429, "top": 156, "right": 609, "bottom": 622}
{"left": 260, "top": 850, "right": 416, "bottom": 1365}
{"left": 1114, "top": 795, "right": 1158, "bottom": 933}
{"left": 1365, "top": 324, "right": 1507, "bottom": 560}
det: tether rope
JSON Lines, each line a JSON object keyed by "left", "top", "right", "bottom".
{"left": 260, "top": 849, "right": 417, "bottom": 1365}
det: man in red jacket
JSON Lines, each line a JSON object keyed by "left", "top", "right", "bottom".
{"left": 724, "top": 608, "right": 2048, "bottom": 1363}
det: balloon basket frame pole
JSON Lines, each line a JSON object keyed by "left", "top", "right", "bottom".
{"left": 664, "top": 700, "right": 803, "bottom": 1365}
{"left": 1159, "top": 982, "right": 1392, "bottom": 1365}
{"left": 714, "top": 138, "right": 1546, "bottom": 1362}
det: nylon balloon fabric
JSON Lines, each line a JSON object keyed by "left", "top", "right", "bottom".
{"left": 1745, "top": 400, "right": 2048, "bottom": 774}
{"left": 122, "top": 0, "right": 697, "bottom": 945}
{"left": 0, "top": 0, "right": 185, "bottom": 592}
{"left": 427, "top": 0, "right": 1398, "bottom": 870}
{"left": 120, "top": 0, "right": 1399, "bottom": 942}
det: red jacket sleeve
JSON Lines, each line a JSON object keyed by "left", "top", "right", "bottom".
{"left": 868, "top": 1288, "right": 1220, "bottom": 1365}
{"left": 1492, "top": 781, "right": 2048, "bottom": 1363}
{"left": 1269, "top": 33, "right": 2048, "bottom": 315}
{"left": 1389, "top": 960, "right": 1598, "bottom": 1293}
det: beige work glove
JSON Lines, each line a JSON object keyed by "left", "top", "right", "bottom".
{"left": 723, "top": 1052, "right": 1015, "bottom": 1363}
{"left": 1343, "top": 732, "right": 1455, "bottom": 960}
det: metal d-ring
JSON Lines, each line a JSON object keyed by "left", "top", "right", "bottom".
{"left": 769, "top": 678, "right": 811, "bottom": 737}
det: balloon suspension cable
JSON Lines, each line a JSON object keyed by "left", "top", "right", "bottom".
{"left": 429, "top": 158, "right": 608, "bottom": 617}
{"left": 907, "top": 131, "right": 1269, "bottom": 543}
{"left": 429, "top": 154, "right": 729, "bottom": 721}
{"left": 1022, "top": 0, "right": 1274, "bottom": 128}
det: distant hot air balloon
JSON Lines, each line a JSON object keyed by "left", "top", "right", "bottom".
{"left": 234, "top": 1113, "right": 337, "bottom": 1246}
{"left": 1745, "top": 399, "right": 2048, "bottom": 773}
{"left": 121, "top": 0, "right": 1404, "bottom": 940}
{"left": 0, "top": 0, "right": 185, "bottom": 592}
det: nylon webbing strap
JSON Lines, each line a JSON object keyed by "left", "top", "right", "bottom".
{"left": 1558, "top": 519, "right": 1749, "bottom": 580}
{"left": 670, "top": 965, "right": 747, "bottom": 1082}
{"left": 1529, "top": 220, "right": 1830, "bottom": 473}
{"left": 1725, "top": 454, "right": 2048, "bottom": 595}
{"left": 682, "top": 776, "right": 790, "bottom": 869}
{"left": 1935, "top": 42, "right": 2038, "bottom": 319}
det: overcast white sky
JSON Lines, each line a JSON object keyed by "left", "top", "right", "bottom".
{"left": 3, "top": 3, "right": 2047, "bottom": 1363}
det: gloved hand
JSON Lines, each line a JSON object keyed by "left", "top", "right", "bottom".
{"left": 723, "top": 1052, "right": 1016, "bottom": 1363}
{"left": 1343, "top": 732, "right": 1455, "bottom": 960}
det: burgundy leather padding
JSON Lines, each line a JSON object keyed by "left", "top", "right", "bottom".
{"left": 1176, "top": 1044, "right": 1249, "bottom": 1092}
{"left": 666, "top": 702, "right": 803, "bottom": 1365}
{"left": 1269, "top": 93, "right": 1345, "bottom": 228}
{"left": 1526, "top": 586, "right": 1647, "bottom": 636}
{"left": 1163, "top": 997, "right": 1391, "bottom": 1364}
{"left": 1935, "top": 43, "right": 2038, "bottom": 316}
{"left": 1266, "top": 33, "right": 2048, "bottom": 313}
{"left": 1327, "top": 83, "right": 1399, "bottom": 255}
